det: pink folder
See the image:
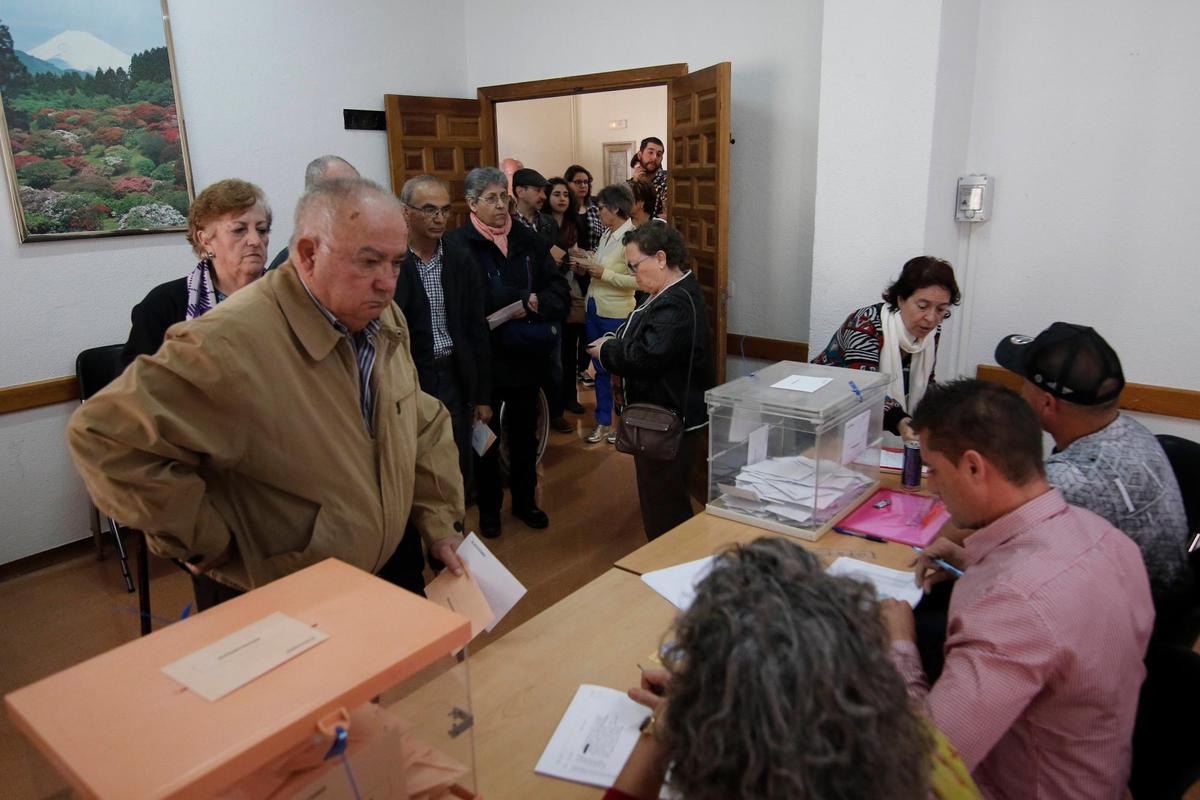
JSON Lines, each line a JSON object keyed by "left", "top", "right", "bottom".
{"left": 837, "top": 488, "right": 949, "bottom": 547}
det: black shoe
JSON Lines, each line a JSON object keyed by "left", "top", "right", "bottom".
{"left": 565, "top": 401, "right": 585, "bottom": 414}
{"left": 480, "top": 514, "right": 501, "bottom": 539}
{"left": 550, "top": 416, "right": 573, "bottom": 433}
{"left": 512, "top": 506, "right": 549, "bottom": 529}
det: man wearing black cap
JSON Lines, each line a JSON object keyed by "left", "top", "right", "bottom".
{"left": 995, "top": 322, "right": 1191, "bottom": 613}
{"left": 511, "top": 168, "right": 557, "bottom": 244}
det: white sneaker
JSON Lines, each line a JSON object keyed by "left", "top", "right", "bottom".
{"left": 606, "top": 428, "right": 618, "bottom": 444}
{"left": 586, "top": 424, "right": 612, "bottom": 443}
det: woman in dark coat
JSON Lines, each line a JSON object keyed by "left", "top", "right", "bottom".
{"left": 589, "top": 224, "right": 715, "bottom": 540}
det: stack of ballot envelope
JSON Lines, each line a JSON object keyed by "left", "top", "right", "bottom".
{"left": 716, "top": 455, "right": 872, "bottom": 526}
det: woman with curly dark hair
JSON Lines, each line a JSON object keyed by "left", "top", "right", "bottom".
{"left": 811, "top": 256, "right": 960, "bottom": 441}
{"left": 605, "top": 538, "right": 978, "bottom": 800}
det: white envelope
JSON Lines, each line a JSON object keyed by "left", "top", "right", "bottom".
{"left": 456, "top": 533, "right": 527, "bottom": 633}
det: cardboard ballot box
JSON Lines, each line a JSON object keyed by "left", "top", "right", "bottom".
{"left": 705, "top": 361, "right": 890, "bottom": 541}
{"left": 5, "top": 559, "right": 477, "bottom": 799}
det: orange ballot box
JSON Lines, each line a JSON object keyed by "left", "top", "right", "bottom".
{"left": 5, "top": 558, "right": 478, "bottom": 800}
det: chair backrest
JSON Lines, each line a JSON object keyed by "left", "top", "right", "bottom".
{"left": 1130, "top": 644, "right": 1200, "bottom": 798}
{"left": 1157, "top": 435, "right": 1200, "bottom": 533}
{"left": 75, "top": 344, "right": 127, "bottom": 401}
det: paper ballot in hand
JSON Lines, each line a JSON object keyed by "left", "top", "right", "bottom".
{"left": 472, "top": 420, "right": 497, "bottom": 456}
{"left": 456, "top": 533, "right": 527, "bottom": 632}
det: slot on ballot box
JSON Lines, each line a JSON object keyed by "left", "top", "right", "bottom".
{"left": 4, "top": 559, "right": 481, "bottom": 800}
{"left": 706, "top": 361, "right": 890, "bottom": 541}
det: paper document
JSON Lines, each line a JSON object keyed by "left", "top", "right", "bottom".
{"left": 471, "top": 419, "right": 497, "bottom": 456}
{"left": 770, "top": 374, "right": 832, "bottom": 393}
{"left": 535, "top": 684, "right": 651, "bottom": 789}
{"left": 424, "top": 569, "right": 495, "bottom": 639}
{"left": 880, "top": 447, "right": 928, "bottom": 474}
{"left": 840, "top": 409, "right": 871, "bottom": 465}
{"left": 641, "top": 556, "right": 714, "bottom": 612}
{"left": 486, "top": 300, "right": 525, "bottom": 330}
{"left": 457, "top": 533, "right": 527, "bottom": 632}
{"left": 826, "top": 557, "right": 923, "bottom": 606}
{"left": 161, "top": 612, "right": 328, "bottom": 701}
{"left": 746, "top": 423, "right": 770, "bottom": 464}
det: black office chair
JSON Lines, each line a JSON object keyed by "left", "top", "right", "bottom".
{"left": 1157, "top": 435, "right": 1200, "bottom": 541}
{"left": 75, "top": 344, "right": 153, "bottom": 635}
{"left": 1130, "top": 644, "right": 1200, "bottom": 799}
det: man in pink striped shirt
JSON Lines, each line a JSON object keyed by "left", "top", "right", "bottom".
{"left": 883, "top": 379, "right": 1154, "bottom": 799}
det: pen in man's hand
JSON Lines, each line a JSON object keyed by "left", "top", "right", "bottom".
{"left": 912, "top": 546, "right": 964, "bottom": 578}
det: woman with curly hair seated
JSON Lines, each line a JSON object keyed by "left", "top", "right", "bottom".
{"left": 605, "top": 537, "right": 978, "bottom": 800}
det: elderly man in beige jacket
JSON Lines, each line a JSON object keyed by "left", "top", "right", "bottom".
{"left": 68, "top": 177, "right": 466, "bottom": 608}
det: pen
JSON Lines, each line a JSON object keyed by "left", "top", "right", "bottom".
{"left": 848, "top": 380, "right": 863, "bottom": 402}
{"left": 834, "top": 526, "right": 887, "bottom": 544}
{"left": 1189, "top": 533, "right": 1200, "bottom": 554}
{"left": 912, "top": 546, "right": 964, "bottom": 578}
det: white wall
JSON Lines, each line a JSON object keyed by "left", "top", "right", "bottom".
{"left": 808, "top": 0, "right": 945, "bottom": 351}
{"left": 0, "top": 0, "right": 471, "bottom": 564}
{"left": 495, "top": 95, "right": 576, "bottom": 181}
{"left": 466, "top": 0, "right": 825, "bottom": 343}
{"left": 574, "top": 87, "right": 667, "bottom": 191}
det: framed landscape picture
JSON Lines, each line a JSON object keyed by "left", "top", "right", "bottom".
{"left": 0, "top": 0, "right": 194, "bottom": 242}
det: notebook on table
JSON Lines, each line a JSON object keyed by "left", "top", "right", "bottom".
{"left": 837, "top": 488, "right": 949, "bottom": 547}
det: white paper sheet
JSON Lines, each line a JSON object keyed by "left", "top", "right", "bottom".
{"left": 826, "top": 557, "right": 923, "bottom": 606}
{"left": 746, "top": 424, "right": 770, "bottom": 465}
{"left": 641, "top": 556, "right": 714, "bottom": 612}
{"left": 457, "top": 533, "right": 527, "bottom": 632}
{"left": 880, "top": 448, "right": 928, "bottom": 474}
{"left": 534, "top": 685, "right": 650, "bottom": 789}
{"left": 769, "top": 374, "right": 832, "bottom": 393}
{"left": 471, "top": 419, "right": 497, "bottom": 456}
{"left": 486, "top": 300, "right": 525, "bottom": 330}
{"left": 161, "top": 612, "right": 328, "bottom": 702}
{"left": 840, "top": 409, "right": 871, "bottom": 465}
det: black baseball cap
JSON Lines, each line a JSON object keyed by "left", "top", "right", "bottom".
{"left": 511, "top": 168, "right": 549, "bottom": 188}
{"left": 994, "top": 322, "right": 1125, "bottom": 406}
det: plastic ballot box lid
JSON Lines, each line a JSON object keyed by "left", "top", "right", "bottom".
{"left": 5, "top": 558, "right": 470, "bottom": 799}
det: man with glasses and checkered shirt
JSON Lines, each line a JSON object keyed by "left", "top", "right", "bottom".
{"left": 397, "top": 175, "right": 492, "bottom": 499}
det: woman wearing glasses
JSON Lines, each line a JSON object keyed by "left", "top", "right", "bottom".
{"left": 811, "top": 256, "right": 961, "bottom": 440}
{"left": 444, "top": 167, "right": 570, "bottom": 539}
{"left": 565, "top": 164, "right": 604, "bottom": 251}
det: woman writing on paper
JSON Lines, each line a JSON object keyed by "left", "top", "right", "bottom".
{"left": 604, "top": 537, "right": 980, "bottom": 800}
{"left": 811, "top": 256, "right": 961, "bottom": 440}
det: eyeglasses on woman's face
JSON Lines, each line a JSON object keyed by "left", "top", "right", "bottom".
{"left": 570, "top": 178, "right": 592, "bottom": 187}
{"left": 472, "top": 192, "right": 510, "bottom": 207}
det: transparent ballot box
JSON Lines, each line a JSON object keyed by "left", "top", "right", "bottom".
{"left": 4, "top": 559, "right": 478, "bottom": 800}
{"left": 706, "top": 361, "right": 890, "bottom": 540}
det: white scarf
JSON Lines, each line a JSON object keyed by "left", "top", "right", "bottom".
{"left": 878, "top": 306, "right": 937, "bottom": 414}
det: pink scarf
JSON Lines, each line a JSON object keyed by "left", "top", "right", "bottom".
{"left": 470, "top": 212, "right": 512, "bottom": 257}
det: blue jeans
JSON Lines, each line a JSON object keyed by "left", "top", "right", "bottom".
{"left": 585, "top": 298, "right": 626, "bottom": 425}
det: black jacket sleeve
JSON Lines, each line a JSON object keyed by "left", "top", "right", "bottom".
{"left": 394, "top": 257, "right": 435, "bottom": 389}
{"left": 529, "top": 249, "right": 570, "bottom": 323}
{"left": 462, "top": 257, "right": 492, "bottom": 403}
{"left": 599, "top": 295, "right": 693, "bottom": 379}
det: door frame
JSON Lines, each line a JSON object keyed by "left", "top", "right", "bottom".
{"left": 476, "top": 64, "right": 688, "bottom": 165}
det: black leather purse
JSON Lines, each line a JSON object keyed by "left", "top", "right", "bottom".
{"left": 614, "top": 285, "right": 697, "bottom": 460}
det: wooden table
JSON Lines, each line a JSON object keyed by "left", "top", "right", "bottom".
{"left": 399, "top": 568, "right": 677, "bottom": 799}
{"left": 615, "top": 473, "right": 927, "bottom": 575}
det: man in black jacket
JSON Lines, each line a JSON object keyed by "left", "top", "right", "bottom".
{"left": 395, "top": 175, "right": 490, "bottom": 495}
{"left": 444, "top": 167, "right": 570, "bottom": 538}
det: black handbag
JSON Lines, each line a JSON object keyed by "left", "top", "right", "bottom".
{"left": 614, "top": 285, "right": 697, "bottom": 461}
{"left": 494, "top": 255, "right": 559, "bottom": 356}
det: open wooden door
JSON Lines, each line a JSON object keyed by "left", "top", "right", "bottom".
{"left": 384, "top": 95, "right": 486, "bottom": 229}
{"left": 667, "top": 63, "right": 731, "bottom": 384}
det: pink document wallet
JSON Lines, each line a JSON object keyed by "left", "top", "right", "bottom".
{"left": 837, "top": 488, "right": 948, "bottom": 547}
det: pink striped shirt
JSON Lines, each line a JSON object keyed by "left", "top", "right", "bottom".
{"left": 892, "top": 488, "right": 1154, "bottom": 800}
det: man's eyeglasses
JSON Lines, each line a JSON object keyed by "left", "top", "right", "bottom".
{"left": 473, "top": 193, "right": 510, "bottom": 207}
{"left": 406, "top": 203, "right": 453, "bottom": 220}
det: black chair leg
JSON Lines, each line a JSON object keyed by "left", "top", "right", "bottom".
{"left": 137, "top": 535, "right": 151, "bottom": 636}
{"left": 107, "top": 518, "right": 135, "bottom": 593}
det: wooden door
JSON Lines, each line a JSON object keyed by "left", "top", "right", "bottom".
{"left": 667, "top": 63, "right": 731, "bottom": 383}
{"left": 384, "top": 95, "right": 485, "bottom": 229}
